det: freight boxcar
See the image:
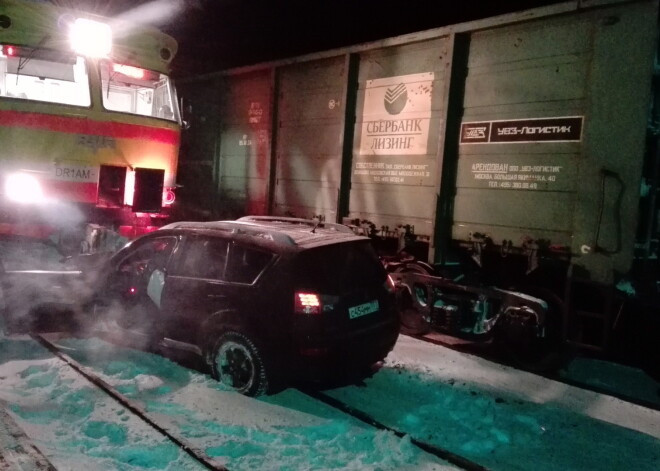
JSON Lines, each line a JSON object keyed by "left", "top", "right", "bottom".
{"left": 176, "top": 0, "right": 660, "bottom": 369}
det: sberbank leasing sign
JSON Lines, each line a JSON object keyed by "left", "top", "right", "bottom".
{"left": 358, "top": 72, "right": 434, "bottom": 156}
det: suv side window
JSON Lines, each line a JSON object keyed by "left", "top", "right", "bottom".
{"left": 225, "top": 244, "right": 273, "bottom": 284}
{"left": 175, "top": 236, "right": 229, "bottom": 280}
{"left": 118, "top": 236, "right": 177, "bottom": 276}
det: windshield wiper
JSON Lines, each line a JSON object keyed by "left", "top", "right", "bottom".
{"left": 15, "top": 34, "right": 50, "bottom": 83}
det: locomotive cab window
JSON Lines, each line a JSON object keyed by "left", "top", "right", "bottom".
{"left": 0, "top": 44, "right": 90, "bottom": 106}
{"left": 100, "top": 60, "right": 180, "bottom": 122}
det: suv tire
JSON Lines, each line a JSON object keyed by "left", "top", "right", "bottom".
{"left": 210, "top": 331, "right": 269, "bottom": 397}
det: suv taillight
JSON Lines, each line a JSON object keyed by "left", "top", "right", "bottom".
{"left": 294, "top": 291, "right": 321, "bottom": 315}
{"left": 384, "top": 274, "right": 396, "bottom": 294}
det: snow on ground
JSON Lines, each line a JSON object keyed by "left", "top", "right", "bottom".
{"left": 560, "top": 356, "right": 660, "bottom": 407}
{"left": 385, "top": 336, "right": 660, "bottom": 438}
{"left": 327, "top": 335, "right": 660, "bottom": 470}
{"left": 0, "top": 337, "right": 207, "bottom": 470}
{"left": 1, "top": 332, "right": 659, "bottom": 470}
{"left": 0, "top": 334, "right": 452, "bottom": 470}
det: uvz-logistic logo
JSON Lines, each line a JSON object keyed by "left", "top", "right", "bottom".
{"left": 460, "top": 117, "right": 583, "bottom": 144}
{"left": 460, "top": 122, "right": 491, "bottom": 143}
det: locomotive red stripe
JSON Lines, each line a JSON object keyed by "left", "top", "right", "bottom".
{"left": 44, "top": 180, "right": 99, "bottom": 204}
{"left": 0, "top": 110, "right": 179, "bottom": 145}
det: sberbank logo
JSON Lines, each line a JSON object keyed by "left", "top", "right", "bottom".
{"left": 384, "top": 83, "right": 407, "bottom": 115}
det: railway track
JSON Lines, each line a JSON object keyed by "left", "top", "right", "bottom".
{"left": 0, "top": 402, "right": 56, "bottom": 471}
{"left": 12, "top": 331, "right": 657, "bottom": 471}
{"left": 407, "top": 332, "right": 660, "bottom": 413}
{"left": 300, "top": 388, "right": 493, "bottom": 471}
{"left": 27, "top": 333, "right": 495, "bottom": 471}
{"left": 31, "top": 333, "right": 228, "bottom": 471}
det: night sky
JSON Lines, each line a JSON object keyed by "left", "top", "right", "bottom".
{"left": 163, "top": 0, "right": 567, "bottom": 78}
{"left": 54, "top": 0, "right": 566, "bottom": 77}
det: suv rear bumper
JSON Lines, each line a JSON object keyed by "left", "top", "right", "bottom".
{"left": 289, "top": 318, "right": 400, "bottom": 383}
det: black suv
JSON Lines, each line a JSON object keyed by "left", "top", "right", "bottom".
{"left": 92, "top": 216, "right": 400, "bottom": 396}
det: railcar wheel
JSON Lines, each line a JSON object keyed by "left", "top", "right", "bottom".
{"left": 392, "top": 262, "right": 434, "bottom": 335}
{"left": 396, "top": 285, "right": 431, "bottom": 335}
{"left": 393, "top": 261, "right": 435, "bottom": 276}
{"left": 210, "top": 331, "right": 270, "bottom": 397}
{"left": 496, "top": 288, "right": 573, "bottom": 372}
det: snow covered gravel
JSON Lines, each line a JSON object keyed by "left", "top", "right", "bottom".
{"left": 1, "top": 333, "right": 659, "bottom": 470}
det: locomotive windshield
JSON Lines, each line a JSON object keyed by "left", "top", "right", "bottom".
{"left": 0, "top": 44, "right": 91, "bottom": 106}
{"left": 100, "top": 60, "right": 180, "bottom": 123}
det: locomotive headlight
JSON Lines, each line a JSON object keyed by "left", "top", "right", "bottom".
{"left": 69, "top": 18, "right": 112, "bottom": 57}
{"left": 5, "top": 173, "right": 45, "bottom": 204}
{"left": 124, "top": 169, "right": 135, "bottom": 206}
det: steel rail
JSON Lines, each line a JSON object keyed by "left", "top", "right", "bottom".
{"left": 32, "top": 334, "right": 228, "bottom": 471}
{"left": 300, "top": 388, "right": 493, "bottom": 471}
{"left": 407, "top": 333, "right": 660, "bottom": 413}
{"left": 0, "top": 400, "right": 57, "bottom": 470}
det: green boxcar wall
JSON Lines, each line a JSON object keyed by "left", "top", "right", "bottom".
{"left": 349, "top": 38, "right": 448, "bottom": 241}
{"left": 454, "top": 1, "right": 656, "bottom": 279}
{"left": 273, "top": 57, "right": 347, "bottom": 220}
{"left": 178, "top": 0, "right": 657, "bottom": 284}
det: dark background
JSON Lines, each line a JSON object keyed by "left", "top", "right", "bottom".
{"left": 50, "top": 0, "right": 566, "bottom": 77}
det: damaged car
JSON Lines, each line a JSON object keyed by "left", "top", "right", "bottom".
{"left": 87, "top": 216, "right": 400, "bottom": 396}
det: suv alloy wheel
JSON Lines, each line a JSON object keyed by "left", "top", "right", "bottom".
{"left": 210, "top": 331, "right": 270, "bottom": 396}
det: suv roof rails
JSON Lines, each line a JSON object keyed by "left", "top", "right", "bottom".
{"left": 236, "top": 216, "right": 355, "bottom": 234}
{"left": 160, "top": 220, "right": 298, "bottom": 246}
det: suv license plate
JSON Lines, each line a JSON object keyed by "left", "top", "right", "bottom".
{"left": 348, "top": 300, "right": 379, "bottom": 319}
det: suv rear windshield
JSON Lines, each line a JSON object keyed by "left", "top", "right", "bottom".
{"left": 293, "top": 241, "right": 385, "bottom": 294}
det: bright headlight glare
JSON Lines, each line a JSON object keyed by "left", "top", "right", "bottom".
{"left": 5, "top": 173, "right": 45, "bottom": 204}
{"left": 69, "top": 18, "right": 112, "bottom": 57}
{"left": 124, "top": 170, "right": 135, "bottom": 206}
